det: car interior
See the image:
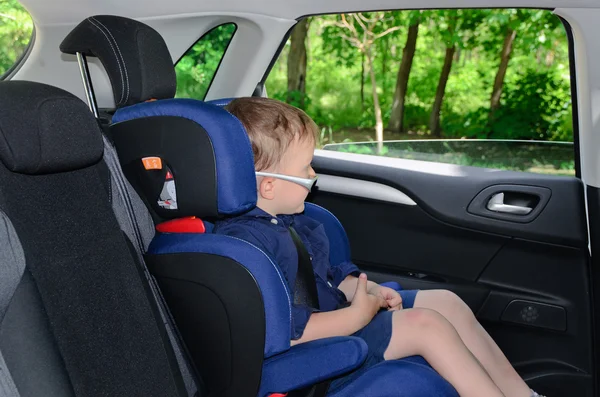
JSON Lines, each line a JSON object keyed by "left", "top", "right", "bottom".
{"left": 1, "top": 1, "right": 600, "bottom": 396}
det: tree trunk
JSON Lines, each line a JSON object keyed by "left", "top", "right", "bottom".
{"left": 365, "top": 46, "right": 384, "bottom": 154}
{"left": 381, "top": 37, "right": 388, "bottom": 77}
{"left": 429, "top": 45, "right": 456, "bottom": 137}
{"left": 387, "top": 21, "right": 419, "bottom": 133}
{"left": 360, "top": 52, "right": 365, "bottom": 110}
{"left": 490, "top": 28, "right": 516, "bottom": 113}
{"left": 287, "top": 19, "right": 309, "bottom": 108}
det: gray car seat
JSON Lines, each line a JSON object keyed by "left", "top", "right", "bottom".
{"left": 0, "top": 80, "right": 197, "bottom": 396}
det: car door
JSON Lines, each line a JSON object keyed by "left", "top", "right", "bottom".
{"left": 254, "top": 6, "right": 595, "bottom": 396}
{"left": 309, "top": 147, "right": 592, "bottom": 396}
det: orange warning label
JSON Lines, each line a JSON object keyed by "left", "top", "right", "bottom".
{"left": 142, "top": 157, "right": 162, "bottom": 170}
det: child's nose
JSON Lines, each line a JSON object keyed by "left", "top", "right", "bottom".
{"left": 309, "top": 166, "right": 316, "bottom": 178}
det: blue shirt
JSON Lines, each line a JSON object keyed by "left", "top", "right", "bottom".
{"left": 214, "top": 207, "right": 360, "bottom": 339}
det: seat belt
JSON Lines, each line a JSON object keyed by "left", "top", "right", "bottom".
{"left": 289, "top": 226, "right": 320, "bottom": 309}
{"left": 288, "top": 226, "right": 330, "bottom": 397}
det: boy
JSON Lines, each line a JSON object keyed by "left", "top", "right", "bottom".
{"left": 215, "top": 97, "right": 543, "bottom": 397}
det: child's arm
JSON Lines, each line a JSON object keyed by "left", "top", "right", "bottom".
{"left": 291, "top": 273, "right": 387, "bottom": 345}
{"left": 338, "top": 275, "right": 403, "bottom": 310}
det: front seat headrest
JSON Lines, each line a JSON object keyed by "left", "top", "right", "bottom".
{"left": 60, "top": 15, "right": 176, "bottom": 108}
{"left": 0, "top": 81, "right": 103, "bottom": 174}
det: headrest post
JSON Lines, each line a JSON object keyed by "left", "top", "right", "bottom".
{"left": 76, "top": 52, "right": 99, "bottom": 118}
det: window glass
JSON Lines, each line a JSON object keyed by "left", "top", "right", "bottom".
{"left": 265, "top": 10, "right": 574, "bottom": 176}
{"left": 0, "top": 0, "right": 34, "bottom": 78}
{"left": 175, "top": 23, "right": 236, "bottom": 100}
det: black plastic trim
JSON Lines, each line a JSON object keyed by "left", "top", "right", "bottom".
{"left": 313, "top": 156, "right": 587, "bottom": 248}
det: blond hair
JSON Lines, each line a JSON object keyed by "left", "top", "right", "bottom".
{"left": 225, "top": 97, "right": 317, "bottom": 171}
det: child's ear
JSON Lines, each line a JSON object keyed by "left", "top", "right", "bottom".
{"left": 257, "top": 177, "right": 276, "bottom": 200}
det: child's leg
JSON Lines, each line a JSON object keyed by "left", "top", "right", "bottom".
{"left": 414, "top": 290, "right": 532, "bottom": 397}
{"left": 384, "top": 308, "right": 505, "bottom": 397}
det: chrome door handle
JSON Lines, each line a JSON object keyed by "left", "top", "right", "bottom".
{"left": 486, "top": 193, "right": 532, "bottom": 215}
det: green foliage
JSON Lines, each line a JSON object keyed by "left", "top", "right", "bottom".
{"left": 0, "top": 0, "right": 33, "bottom": 77}
{"left": 265, "top": 9, "right": 573, "bottom": 145}
{"left": 272, "top": 89, "right": 311, "bottom": 111}
{"left": 0, "top": 3, "right": 575, "bottom": 166}
{"left": 175, "top": 23, "right": 236, "bottom": 99}
{"left": 489, "top": 69, "right": 572, "bottom": 140}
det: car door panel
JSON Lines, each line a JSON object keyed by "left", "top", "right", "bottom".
{"left": 311, "top": 152, "right": 593, "bottom": 396}
{"left": 314, "top": 150, "right": 587, "bottom": 247}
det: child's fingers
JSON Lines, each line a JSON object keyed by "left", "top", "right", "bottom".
{"left": 355, "top": 273, "right": 368, "bottom": 295}
{"left": 387, "top": 295, "right": 402, "bottom": 307}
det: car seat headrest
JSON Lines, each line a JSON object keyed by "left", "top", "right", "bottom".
{"left": 60, "top": 15, "right": 176, "bottom": 108}
{"left": 0, "top": 81, "right": 103, "bottom": 174}
{"left": 111, "top": 98, "right": 257, "bottom": 220}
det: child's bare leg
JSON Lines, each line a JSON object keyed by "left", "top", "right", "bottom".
{"left": 414, "top": 290, "right": 531, "bottom": 397}
{"left": 384, "top": 308, "right": 505, "bottom": 397}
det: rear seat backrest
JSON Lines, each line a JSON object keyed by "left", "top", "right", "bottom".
{"left": 0, "top": 81, "right": 187, "bottom": 397}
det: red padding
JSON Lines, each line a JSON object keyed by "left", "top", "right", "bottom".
{"left": 156, "top": 217, "right": 206, "bottom": 234}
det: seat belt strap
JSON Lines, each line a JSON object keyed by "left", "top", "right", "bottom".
{"left": 288, "top": 226, "right": 330, "bottom": 397}
{"left": 289, "top": 226, "right": 320, "bottom": 309}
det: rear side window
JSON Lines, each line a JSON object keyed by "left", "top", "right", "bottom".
{"left": 175, "top": 23, "right": 236, "bottom": 100}
{"left": 0, "top": 0, "right": 34, "bottom": 78}
{"left": 265, "top": 10, "right": 575, "bottom": 176}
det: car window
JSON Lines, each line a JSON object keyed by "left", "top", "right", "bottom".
{"left": 0, "top": 0, "right": 34, "bottom": 78}
{"left": 265, "top": 9, "right": 575, "bottom": 176}
{"left": 175, "top": 23, "right": 236, "bottom": 100}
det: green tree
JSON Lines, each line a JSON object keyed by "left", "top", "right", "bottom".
{"left": 485, "top": 10, "right": 562, "bottom": 127}
{"left": 323, "top": 13, "right": 402, "bottom": 152}
{"left": 287, "top": 18, "right": 311, "bottom": 109}
{"left": 388, "top": 11, "right": 422, "bottom": 133}
{"left": 429, "top": 9, "right": 485, "bottom": 137}
{"left": 265, "top": 9, "right": 572, "bottom": 146}
{"left": 175, "top": 23, "right": 236, "bottom": 99}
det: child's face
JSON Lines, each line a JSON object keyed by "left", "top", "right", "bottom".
{"left": 258, "top": 136, "right": 316, "bottom": 216}
{"left": 276, "top": 136, "right": 316, "bottom": 214}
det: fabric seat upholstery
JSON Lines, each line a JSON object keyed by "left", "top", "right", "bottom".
{"left": 0, "top": 80, "right": 189, "bottom": 396}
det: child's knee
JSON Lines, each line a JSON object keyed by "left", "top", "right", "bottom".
{"left": 394, "top": 307, "right": 450, "bottom": 333}
{"left": 439, "top": 290, "right": 475, "bottom": 323}
{"left": 425, "top": 289, "right": 474, "bottom": 322}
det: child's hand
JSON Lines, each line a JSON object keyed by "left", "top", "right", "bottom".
{"left": 368, "top": 284, "right": 403, "bottom": 311}
{"left": 350, "top": 273, "right": 388, "bottom": 326}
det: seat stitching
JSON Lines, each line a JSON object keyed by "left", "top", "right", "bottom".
{"left": 87, "top": 17, "right": 125, "bottom": 105}
{"left": 91, "top": 17, "right": 130, "bottom": 105}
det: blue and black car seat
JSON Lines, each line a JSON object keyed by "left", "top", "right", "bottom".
{"left": 60, "top": 15, "right": 458, "bottom": 397}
